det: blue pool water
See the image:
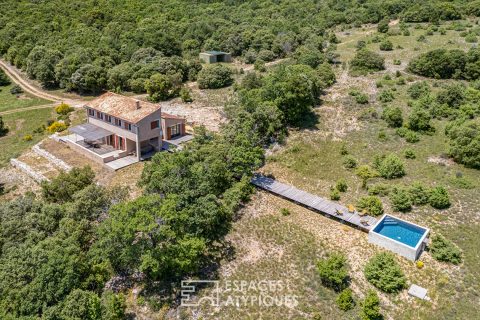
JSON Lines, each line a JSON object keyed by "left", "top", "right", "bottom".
{"left": 373, "top": 216, "right": 426, "bottom": 248}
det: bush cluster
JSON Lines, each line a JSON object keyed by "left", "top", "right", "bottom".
{"left": 374, "top": 154, "right": 406, "bottom": 179}
{"left": 429, "top": 235, "right": 462, "bottom": 264}
{"left": 197, "top": 64, "right": 234, "bottom": 89}
{"left": 408, "top": 48, "right": 480, "bottom": 80}
{"left": 357, "top": 196, "right": 384, "bottom": 216}
{"left": 350, "top": 50, "right": 385, "bottom": 75}
{"left": 317, "top": 253, "right": 349, "bottom": 291}
{"left": 382, "top": 106, "right": 403, "bottom": 128}
{"left": 389, "top": 183, "right": 449, "bottom": 212}
{"left": 447, "top": 119, "right": 480, "bottom": 169}
{"left": 364, "top": 252, "right": 407, "bottom": 293}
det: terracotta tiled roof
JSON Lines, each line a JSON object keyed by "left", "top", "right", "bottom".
{"left": 162, "top": 112, "right": 186, "bottom": 120}
{"left": 86, "top": 92, "right": 161, "bottom": 124}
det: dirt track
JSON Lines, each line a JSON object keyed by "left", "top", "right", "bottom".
{"left": 0, "top": 59, "right": 85, "bottom": 108}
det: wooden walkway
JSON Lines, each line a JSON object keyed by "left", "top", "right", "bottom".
{"left": 251, "top": 175, "right": 378, "bottom": 232}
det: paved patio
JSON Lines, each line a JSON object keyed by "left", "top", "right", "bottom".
{"left": 105, "top": 155, "right": 139, "bottom": 171}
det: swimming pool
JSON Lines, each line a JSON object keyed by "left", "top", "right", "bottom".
{"left": 368, "top": 215, "right": 429, "bottom": 261}
{"left": 373, "top": 216, "right": 426, "bottom": 248}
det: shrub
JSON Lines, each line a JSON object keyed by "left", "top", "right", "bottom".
{"left": 254, "top": 59, "right": 267, "bottom": 72}
{"left": 60, "top": 289, "right": 101, "bottom": 320}
{"left": 465, "top": 34, "right": 478, "bottom": 43}
{"left": 379, "top": 40, "right": 393, "bottom": 51}
{"left": 47, "top": 121, "right": 68, "bottom": 133}
{"left": 317, "top": 62, "right": 336, "bottom": 86}
{"left": 330, "top": 188, "right": 341, "bottom": 200}
{"left": 55, "top": 102, "right": 74, "bottom": 115}
{"left": 33, "top": 125, "right": 45, "bottom": 134}
{"left": 0, "top": 69, "right": 11, "bottom": 86}
{"left": 41, "top": 166, "right": 95, "bottom": 203}
{"left": 377, "top": 19, "right": 389, "bottom": 33}
{"left": 356, "top": 165, "right": 379, "bottom": 188}
{"left": 447, "top": 119, "right": 480, "bottom": 168}
{"left": 393, "top": 59, "right": 401, "bottom": 65}
{"left": 101, "top": 291, "right": 126, "bottom": 320}
{"left": 361, "top": 290, "right": 382, "bottom": 320}
{"left": 257, "top": 49, "right": 275, "bottom": 62}
{"left": 350, "top": 89, "right": 370, "bottom": 105}
{"left": 280, "top": 208, "right": 291, "bottom": 216}
{"left": 408, "top": 182, "right": 430, "bottom": 205}
{"left": 378, "top": 90, "right": 394, "bottom": 103}
{"left": 377, "top": 130, "right": 387, "bottom": 141}
{"left": 389, "top": 187, "right": 412, "bottom": 212}
{"left": 377, "top": 154, "right": 406, "bottom": 179}
{"left": 416, "top": 261, "right": 424, "bottom": 269}
{"left": 407, "top": 108, "right": 433, "bottom": 132}
{"left": 317, "top": 253, "right": 349, "bottom": 291}
{"left": 364, "top": 252, "right": 406, "bottom": 293}
{"left": 244, "top": 50, "right": 257, "bottom": 64}
{"left": 23, "top": 134, "right": 33, "bottom": 141}
{"left": 408, "top": 49, "right": 469, "bottom": 79}
{"left": 293, "top": 46, "right": 324, "bottom": 68}
{"left": 408, "top": 82, "right": 431, "bottom": 100}
{"left": 429, "top": 234, "right": 462, "bottom": 264}
{"left": 436, "top": 82, "right": 465, "bottom": 108}
{"left": 405, "top": 130, "right": 420, "bottom": 143}
{"left": 0, "top": 116, "right": 8, "bottom": 137}
{"left": 357, "top": 196, "right": 384, "bottom": 216}
{"left": 128, "top": 78, "right": 146, "bottom": 93}
{"left": 197, "top": 64, "right": 234, "bottom": 89}
{"left": 356, "top": 40, "right": 367, "bottom": 50}
{"left": 145, "top": 73, "right": 181, "bottom": 102}
{"left": 336, "top": 288, "right": 355, "bottom": 311}
{"left": 403, "top": 148, "right": 416, "bottom": 159}
{"left": 429, "top": 186, "right": 450, "bottom": 209}
{"left": 368, "top": 183, "right": 391, "bottom": 196}
{"left": 336, "top": 179, "right": 348, "bottom": 192}
{"left": 350, "top": 49, "right": 385, "bottom": 74}
{"left": 180, "top": 87, "right": 193, "bottom": 102}
{"left": 343, "top": 155, "right": 358, "bottom": 169}
{"left": 355, "top": 93, "right": 369, "bottom": 104}
{"left": 339, "top": 143, "right": 348, "bottom": 155}
{"left": 10, "top": 85, "right": 23, "bottom": 94}
{"left": 382, "top": 107, "right": 403, "bottom": 128}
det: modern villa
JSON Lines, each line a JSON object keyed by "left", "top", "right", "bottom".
{"left": 61, "top": 92, "right": 189, "bottom": 170}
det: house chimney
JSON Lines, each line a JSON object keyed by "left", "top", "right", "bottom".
{"left": 136, "top": 100, "right": 141, "bottom": 109}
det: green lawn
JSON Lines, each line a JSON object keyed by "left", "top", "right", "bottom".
{"left": 0, "top": 108, "right": 54, "bottom": 166}
{"left": 0, "top": 83, "right": 51, "bottom": 113}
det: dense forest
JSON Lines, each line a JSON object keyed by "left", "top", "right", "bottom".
{"left": 0, "top": 0, "right": 479, "bottom": 94}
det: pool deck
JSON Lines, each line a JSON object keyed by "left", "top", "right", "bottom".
{"left": 251, "top": 174, "right": 378, "bottom": 232}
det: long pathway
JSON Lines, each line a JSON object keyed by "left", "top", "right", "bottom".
{"left": 251, "top": 174, "right": 378, "bottom": 232}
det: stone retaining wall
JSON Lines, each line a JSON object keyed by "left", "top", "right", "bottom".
{"left": 33, "top": 143, "right": 72, "bottom": 172}
{"left": 10, "top": 159, "right": 49, "bottom": 183}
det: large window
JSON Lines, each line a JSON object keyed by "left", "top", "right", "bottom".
{"left": 88, "top": 108, "right": 95, "bottom": 116}
{"left": 171, "top": 123, "right": 181, "bottom": 137}
{"left": 151, "top": 120, "right": 160, "bottom": 130}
